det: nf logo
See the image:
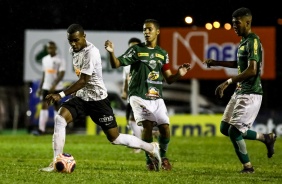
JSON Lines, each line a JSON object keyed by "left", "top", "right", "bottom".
{"left": 160, "top": 27, "right": 274, "bottom": 79}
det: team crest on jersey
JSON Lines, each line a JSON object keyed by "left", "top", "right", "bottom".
{"left": 145, "top": 87, "right": 160, "bottom": 99}
{"left": 148, "top": 71, "right": 159, "bottom": 80}
{"left": 149, "top": 60, "right": 157, "bottom": 69}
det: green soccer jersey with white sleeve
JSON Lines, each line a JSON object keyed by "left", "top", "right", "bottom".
{"left": 117, "top": 43, "right": 169, "bottom": 100}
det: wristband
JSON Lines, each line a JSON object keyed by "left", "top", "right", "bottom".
{"left": 59, "top": 91, "right": 66, "bottom": 98}
{"left": 227, "top": 78, "right": 233, "bottom": 84}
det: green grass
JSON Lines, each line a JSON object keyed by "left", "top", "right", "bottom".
{"left": 0, "top": 133, "right": 281, "bottom": 184}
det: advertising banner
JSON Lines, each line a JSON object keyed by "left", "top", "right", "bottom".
{"left": 159, "top": 27, "right": 276, "bottom": 79}
{"left": 24, "top": 30, "right": 144, "bottom": 82}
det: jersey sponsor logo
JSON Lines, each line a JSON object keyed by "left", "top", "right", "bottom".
{"left": 155, "top": 53, "right": 164, "bottom": 59}
{"left": 45, "top": 69, "right": 57, "bottom": 74}
{"left": 138, "top": 53, "right": 149, "bottom": 57}
{"left": 254, "top": 39, "right": 258, "bottom": 55}
{"left": 145, "top": 87, "right": 160, "bottom": 99}
{"left": 140, "top": 105, "right": 151, "bottom": 116}
{"left": 99, "top": 115, "right": 114, "bottom": 123}
{"left": 148, "top": 71, "right": 159, "bottom": 80}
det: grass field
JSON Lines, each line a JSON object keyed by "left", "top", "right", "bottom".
{"left": 0, "top": 132, "right": 281, "bottom": 184}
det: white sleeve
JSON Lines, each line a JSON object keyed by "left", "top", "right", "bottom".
{"left": 122, "top": 65, "right": 130, "bottom": 79}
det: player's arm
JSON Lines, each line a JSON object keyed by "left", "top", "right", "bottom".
{"left": 63, "top": 73, "right": 90, "bottom": 96}
{"left": 215, "top": 60, "right": 257, "bottom": 98}
{"left": 229, "top": 59, "right": 257, "bottom": 84}
{"left": 163, "top": 63, "right": 191, "bottom": 84}
{"left": 45, "top": 73, "right": 90, "bottom": 105}
{"left": 203, "top": 59, "right": 237, "bottom": 68}
{"left": 104, "top": 40, "right": 121, "bottom": 68}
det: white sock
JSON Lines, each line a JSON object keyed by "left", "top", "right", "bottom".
{"left": 52, "top": 115, "right": 67, "bottom": 160}
{"left": 129, "top": 120, "right": 143, "bottom": 139}
{"left": 39, "top": 110, "right": 48, "bottom": 132}
{"left": 112, "top": 133, "right": 153, "bottom": 152}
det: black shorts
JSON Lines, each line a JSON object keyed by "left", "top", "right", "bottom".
{"left": 61, "top": 96, "right": 117, "bottom": 131}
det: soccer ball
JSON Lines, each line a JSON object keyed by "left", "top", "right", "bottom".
{"left": 54, "top": 153, "right": 76, "bottom": 173}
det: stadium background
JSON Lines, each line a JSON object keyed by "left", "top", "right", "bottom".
{"left": 0, "top": 0, "right": 281, "bottom": 136}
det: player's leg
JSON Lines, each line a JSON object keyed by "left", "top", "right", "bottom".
{"left": 129, "top": 96, "right": 159, "bottom": 170}
{"left": 228, "top": 126, "right": 254, "bottom": 173}
{"left": 91, "top": 97, "right": 161, "bottom": 171}
{"left": 220, "top": 94, "right": 236, "bottom": 136}
{"left": 228, "top": 94, "right": 263, "bottom": 173}
{"left": 40, "top": 97, "right": 78, "bottom": 172}
{"left": 240, "top": 94, "right": 276, "bottom": 158}
{"left": 155, "top": 98, "right": 172, "bottom": 170}
{"left": 128, "top": 109, "right": 143, "bottom": 153}
{"left": 35, "top": 90, "right": 50, "bottom": 135}
{"left": 101, "top": 121, "right": 161, "bottom": 171}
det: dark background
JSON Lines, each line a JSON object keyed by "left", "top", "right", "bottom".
{"left": 0, "top": 0, "right": 281, "bottom": 110}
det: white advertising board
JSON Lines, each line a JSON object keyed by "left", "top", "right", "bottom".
{"left": 24, "top": 30, "right": 143, "bottom": 83}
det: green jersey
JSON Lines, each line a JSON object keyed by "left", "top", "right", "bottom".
{"left": 235, "top": 33, "right": 263, "bottom": 95}
{"left": 118, "top": 43, "right": 169, "bottom": 100}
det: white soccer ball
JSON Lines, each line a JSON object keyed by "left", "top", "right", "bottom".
{"left": 54, "top": 153, "right": 76, "bottom": 173}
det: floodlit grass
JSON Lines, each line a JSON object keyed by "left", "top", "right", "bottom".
{"left": 0, "top": 133, "right": 281, "bottom": 184}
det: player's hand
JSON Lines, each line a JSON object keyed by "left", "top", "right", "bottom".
{"left": 45, "top": 93, "right": 61, "bottom": 106}
{"left": 104, "top": 40, "right": 114, "bottom": 53}
{"left": 215, "top": 81, "right": 229, "bottom": 98}
{"left": 178, "top": 63, "right": 191, "bottom": 76}
{"left": 203, "top": 59, "right": 214, "bottom": 68}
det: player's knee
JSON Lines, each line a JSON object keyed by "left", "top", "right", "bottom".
{"left": 220, "top": 121, "right": 229, "bottom": 136}
{"left": 54, "top": 114, "right": 67, "bottom": 127}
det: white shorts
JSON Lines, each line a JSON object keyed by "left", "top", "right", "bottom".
{"left": 222, "top": 93, "right": 262, "bottom": 133}
{"left": 129, "top": 96, "right": 170, "bottom": 126}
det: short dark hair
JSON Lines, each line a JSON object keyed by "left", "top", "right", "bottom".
{"left": 67, "top": 24, "right": 84, "bottom": 34}
{"left": 232, "top": 7, "right": 252, "bottom": 17}
{"left": 128, "top": 37, "right": 141, "bottom": 45}
{"left": 47, "top": 41, "right": 56, "bottom": 47}
{"left": 144, "top": 19, "right": 160, "bottom": 29}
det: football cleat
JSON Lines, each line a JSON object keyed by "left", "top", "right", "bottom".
{"left": 161, "top": 157, "right": 172, "bottom": 171}
{"left": 264, "top": 133, "right": 277, "bottom": 158}
{"left": 40, "top": 162, "right": 54, "bottom": 172}
{"left": 148, "top": 142, "right": 161, "bottom": 171}
{"left": 240, "top": 166, "right": 254, "bottom": 174}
